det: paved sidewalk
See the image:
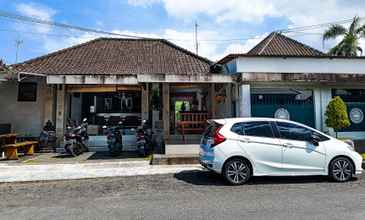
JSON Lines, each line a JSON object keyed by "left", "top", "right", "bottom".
{"left": 0, "top": 160, "right": 202, "bottom": 183}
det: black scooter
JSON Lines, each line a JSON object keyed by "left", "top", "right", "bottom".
{"left": 136, "top": 120, "right": 153, "bottom": 156}
{"left": 103, "top": 121, "right": 123, "bottom": 156}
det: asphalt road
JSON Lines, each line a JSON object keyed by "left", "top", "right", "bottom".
{"left": 1, "top": 171, "right": 365, "bottom": 220}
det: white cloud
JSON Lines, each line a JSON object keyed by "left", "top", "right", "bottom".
{"left": 128, "top": 0, "right": 365, "bottom": 27}
{"left": 15, "top": 3, "right": 56, "bottom": 33}
{"left": 43, "top": 33, "right": 99, "bottom": 52}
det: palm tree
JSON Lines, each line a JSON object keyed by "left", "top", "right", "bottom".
{"left": 323, "top": 16, "right": 365, "bottom": 56}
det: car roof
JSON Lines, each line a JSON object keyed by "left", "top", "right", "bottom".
{"left": 212, "top": 117, "right": 291, "bottom": 123}
{"left": 211, "top": 117, "right": 315, "bottom": 129}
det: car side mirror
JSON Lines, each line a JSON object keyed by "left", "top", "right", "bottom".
{"left": 311, "top": 134, "right": 321, "bottom": 146}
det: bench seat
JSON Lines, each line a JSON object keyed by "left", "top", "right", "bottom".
{"left": 2, "top": 141, "right": 38, "bottom": 160}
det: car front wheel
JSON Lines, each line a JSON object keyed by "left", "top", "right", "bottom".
{"left": 223, "top": 158, "right": 251, "bottom": 185}
{"left": 330, "top": 157, "right": 354, "bottom": 182}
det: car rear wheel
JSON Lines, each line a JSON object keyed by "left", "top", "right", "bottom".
{"left": 223, "top": 158, "right": 251, "bottom": 185}
{"left": 330, "top": 157, "right": 353, "bottom": 182}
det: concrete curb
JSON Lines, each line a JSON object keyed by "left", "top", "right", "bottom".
{"left": 151, "top": 154, "right": 199, "bottom": 165}
{"left": 0, "top": 161, "right": 202, "bottom": 183}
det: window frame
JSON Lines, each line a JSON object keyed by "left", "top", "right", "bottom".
{"left": 17, "top": 82, "right": 38, "bottom": 102}
{"left": 231, "top": 121, "right": 276, "bottom": 139}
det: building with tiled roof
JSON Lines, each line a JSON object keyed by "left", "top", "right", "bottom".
{"left": 13, "top": 38, "right": 212, "bottom": 76}
{"left": 218, "top": 32, "right": 325, "bottom": 64}
{"left": 218, "top": 32, "right": 365, "bottom": 139}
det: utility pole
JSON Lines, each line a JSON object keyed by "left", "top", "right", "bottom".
{"left": 15, "top": 39, "right": 23, "bottom": 63}
{"left": 194, "top": 21, "right": 199, "bottom": 55}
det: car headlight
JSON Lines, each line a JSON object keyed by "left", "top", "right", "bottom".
{"left": 343, "top": 139, "right": 355, "bottom": 151}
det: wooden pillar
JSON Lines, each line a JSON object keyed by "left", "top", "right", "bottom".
{"left": 162, "top": 83, "right": 170, "bottom": 140}
{"left": 211, "top": 83, "right": 216, "bottom": 118}
{"left": 43, "top": 85, "right": 56, "bottom": 125}
{"left": 141, "top": 83, "right": 149, "bottom": 122}
{"left": 225, "top": 84, "right": 232, "bottom": 117}
{"left": 55, "top": 85, "right": 66, "bottom": 140}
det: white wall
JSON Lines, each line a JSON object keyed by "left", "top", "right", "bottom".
{"left": 0, "top": 79, "right": 48, "bottom": 136}
{"left": 236, "top": 57, "right": 365, "bottom": 74}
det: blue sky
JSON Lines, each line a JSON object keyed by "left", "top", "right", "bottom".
{"left": 0, "top": 0, "right": 364, "bottom": 64}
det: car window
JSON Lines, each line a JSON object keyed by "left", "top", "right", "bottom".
{"left": 243, "top": 121, "right": 274, "bottom": 138}
{"left": 231, "top": 121, "right": 274, "bottom": 138}
{"left": 231, "top": 123, "right": 244, "bottom": 135}
{"left": 276, "top": 122, "right": 328, "bottom": 142}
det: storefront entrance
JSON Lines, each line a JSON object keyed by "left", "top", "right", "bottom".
{"left": 67, "top": 85, "right": 142, "bottom": 151}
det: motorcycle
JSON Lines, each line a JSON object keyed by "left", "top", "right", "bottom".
{"left": 39, "top": 120, "right": 57, "bottom": 152}
{"left": 64, "top": 118, "right": 89, "bottom": 157}
{"left": 103, "top": 121, "right": 124, "bottom": 156}
{"left": 136, "top": 120, "right": 153, "bottom": 156}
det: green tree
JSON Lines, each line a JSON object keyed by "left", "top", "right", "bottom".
{"left": 323, "top": 16, "right": 365, "bottom": 56}
{"left": 325, "top": 96, "right": 351, "bottom": 137}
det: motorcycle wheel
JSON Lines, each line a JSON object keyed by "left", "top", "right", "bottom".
{"left": 69, "top": 143, "right": 79, "bottom": 157}
{"left": 64, "top": 144, "right": 71, "bottom": 155}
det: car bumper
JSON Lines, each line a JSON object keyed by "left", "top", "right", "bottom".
{"left": 352, "top": 152, "right": 363, "bottom": 175}
{"left": 199, "top": 148, "right": 225, "bottom": 174}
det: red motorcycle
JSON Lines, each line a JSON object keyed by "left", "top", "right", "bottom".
{"left": 64, "top": 118, "right": 89, "bottom": 157}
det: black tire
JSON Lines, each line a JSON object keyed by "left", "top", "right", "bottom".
{"left": 329, "top": 157, "right": 354, "bottom": 182}
{"left": 223, "top": 158, "right": 251, "bottom": 185}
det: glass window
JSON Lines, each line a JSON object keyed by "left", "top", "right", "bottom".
{"left": 231, "top": 123, "right": 244, "bottom": 135}
{"left": 276, "top": 122, "right": 328, "bottom": 142}
{"left": 243, "top": 121, "right": 274, "bottom": 138}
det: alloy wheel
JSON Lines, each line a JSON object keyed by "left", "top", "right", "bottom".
{"left": 331, "top": 158, "right": 353, "bottom": 182}
{"left": 225, "top": 159, "right": 250, "bottom": 185}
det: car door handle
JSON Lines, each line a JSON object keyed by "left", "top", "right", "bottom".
{"left": 240, "top": 138, "right": 250, "bottom": 143}
{"left": 283, "top": 143, "right": 294, "bottom": 148}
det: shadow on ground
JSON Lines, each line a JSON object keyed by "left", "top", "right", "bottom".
{"left": 86, "top": 151, "right": 143, "bottom": 160}
{"left": 174, "top": 170, "right": 358, "bottom": 186}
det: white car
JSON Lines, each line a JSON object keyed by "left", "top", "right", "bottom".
{"left": 200, "top": 118, "right": 363, "bottom": 185}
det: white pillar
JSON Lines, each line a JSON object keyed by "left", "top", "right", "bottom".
{"left": 320, "top": 88, "right": 332, "bottom": 133}
{"left": 239, "top": 84, "right": 251, "bottom": 117}
{"left": 314, "top": 87, "right": 332, "bottom": 133}
{"left": 55, "top": 85, "right": 66, "bottom": 140}
{"left": 313, "top": 88, "right": 322, "bottom": 130}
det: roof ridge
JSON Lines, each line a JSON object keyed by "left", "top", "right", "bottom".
{"left": 276, "top": 32, "right": 324, "bottom": 55}
{"left": 12, "top": 37, "right": 212, "bottom": 68}
{"left": 258, "top": 32, "right": 277, "bottom": 55}
{"left": 159, "top": 39, "right": 212, "bottom": 64}
{"left": 12, "top": 38, "right": 105, "bottom": 68}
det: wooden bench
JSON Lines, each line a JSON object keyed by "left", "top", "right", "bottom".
{"left": 176, "top": 112, "right": 209, "bottom": 143}
{"left": 2, "top": 141, "right": 38, "bottom": 160}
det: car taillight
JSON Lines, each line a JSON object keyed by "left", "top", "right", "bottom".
{"left": 212, "top": 126, "right": 225, "bottom": 147}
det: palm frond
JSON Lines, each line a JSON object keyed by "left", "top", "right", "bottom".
{"left": 349, "top": 16, "right": 360, "bottom": 34}
{"left": 323, "top": 24, "right": 347, "bottom": 41}
{"left": 357, "top": 46, "right": 363, "bottom": 55}
{"left": 356, "top": 24, "right": 365, "bottom": 36}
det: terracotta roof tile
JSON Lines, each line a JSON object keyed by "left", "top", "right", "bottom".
{"left": 247, "top": 32, "right": 324, "bottom": 56}
{"left": 13, "top": 38, "right": 212, "bottom": 75}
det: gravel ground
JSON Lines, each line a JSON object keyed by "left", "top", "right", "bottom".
{"left": 0, "top": 171, "right": 365, "bottom": 220}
